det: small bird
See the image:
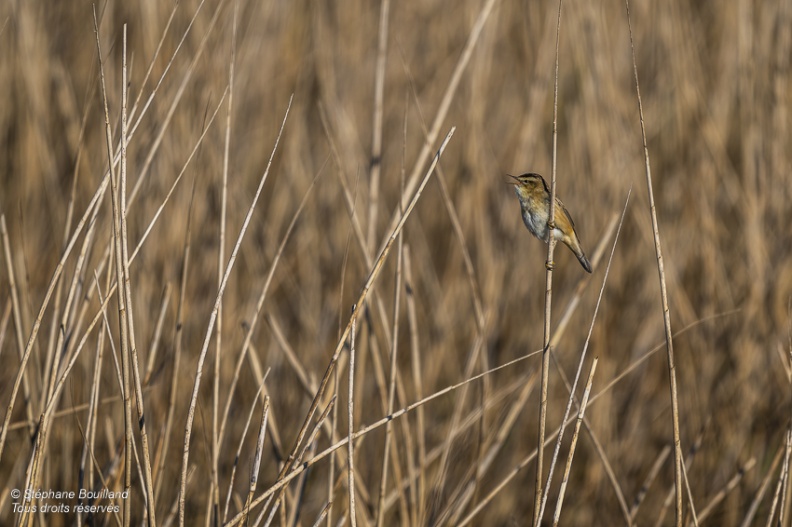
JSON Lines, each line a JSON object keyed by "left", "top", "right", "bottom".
{"left": 509, "top": 173, "right": 592, "bottom": 273}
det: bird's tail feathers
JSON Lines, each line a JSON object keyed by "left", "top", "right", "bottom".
{"left": 577, "top": 252, "right": 592, "bottom": 273}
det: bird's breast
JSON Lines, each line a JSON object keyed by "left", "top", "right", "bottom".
{"left": 521, "top": 208, "right": 549, "bottom": 242}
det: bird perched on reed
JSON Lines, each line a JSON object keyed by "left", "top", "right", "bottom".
{"left": 509, "top": 173, "right": 592, "bottom": 273}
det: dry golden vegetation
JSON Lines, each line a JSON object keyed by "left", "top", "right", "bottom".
{"left": 1, "top": 0, "right": 791, "bottom": 525}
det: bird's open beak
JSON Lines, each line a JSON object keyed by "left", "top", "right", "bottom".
{"left": 504, "top": 173, "right": 519, "bottom": 185}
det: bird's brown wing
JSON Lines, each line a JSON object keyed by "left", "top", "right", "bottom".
{"left": 555, "top": 197, "right": 578, "bottom": 232}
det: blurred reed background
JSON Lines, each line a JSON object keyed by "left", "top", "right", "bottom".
{"left": 0, "top": 0, "right": 791, "bottom": 525}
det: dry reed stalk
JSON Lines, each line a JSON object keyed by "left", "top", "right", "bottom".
{"left": 241, "top": 396, "right": 270, "bottom": 526}
{"left": 740, "top": 443, "right": 785, "bottom": 527}
{"left": 299, "top": 398, "right": 338, "bottom": 471}
{"left": 19, "top": 54, "right": 230, "bottom": 527}
{"left": 402, "top": 244, "right": 426, "bottom": 523}
{"left": 321, "top": 110, "right": 412, "bottom": 460}
{"left": 224, "top": 346, "right": 542, "bottom": 527}
{"left": 0, "top": 301, "right": 10, "bottom": 361}
{"left": 76, "top": 281, "right": 108, "bottom": 526}
{"left": 375, "top": 105, "right": 410, "bottom": 525}
{"left": 92, "top": 273, "right": 136, "bottom": 526}
{"left": 127, "top": 0, "right": 227, "bottom": 211}
{"left": 766, "top": 428, "right": 792, "bottom": 526}
{"left": 143, "top": 284, "right": 172, "bottom": 385}
{"left": 154, "top": 174, "right": 198, "bottom": 506}
{"left": 266, "top": 314, "right": 316, "bottom": 397}
{"left": 326, "top": 178, "right": 357, "bottom": 527}
{"left": 218, "top": 171, "right": 321, "bottom": 449}
{"left": 551, "top": 357, "right": 598, "bottom": 525}
{"left": 553, "top": 368, "right": 631, "bottom": 525}
{"left": 376, "top": 0, "right": 499, "bottom": 258}
{"left": 457, "top": 312, "right": 730, "bottom": 526}
{"left": 399, "top": 389, "right": 419, "bottom": 527}
{"left": 327, "top": 361, "right": 341, "bottom": 527}
{"left": 41, "top": 0, "right": 218, "bottom": 395}
{"left": 221, "top": 375, "right": 268, "bottom": 523}
{"left": 401, "top": 214, "right": 620, "bottom": 523}
{"left": 384, "top": 375, "right": 528, "bottom": 517}
{"left": 367, "top": 0, "right": 391, "bottom": 253}
{"left": 118, "top": 27, "right": 158, "bottom": 526}
{"left": 653, "top": 434, "right": 703, "bottom": 527}
{"left": 177, "top": 95, "right": 293, "bottom": 527}
{"left": 93, "top": 274, "right": 124, "bottom": 413}
{"left": 694, "top": 457, "right": 755, "bottom": 524}
{"left": 0, "top": 215, "right": 35, "bottom": 438}
{"left": 62, "top": 78, "right": 229, "bottom": 400}
{"left": 538, "top": 190, "right": 631, "bottom": 523}
{"left": 347, "top": 306, "right": 359, "bottom": 527}
{"left": 630, "top": 445, "right": 672, "bottom": 520}
{"left": 92, "top": 14, "right": 134, "bottom": 527}
{"left": 311, "top": 501, "right": 333, "bottom": 527}
{"left": 623, "top": 0, "right": 684, "bottom": 523}
{"left": 126, "top": 0, "right": 197, "bottom": 136}
{"left": 438, "top": 372, "right": 540, "bottom": 526}
{"left": 230, "top": 343, "right": 288, "bottom": 496}
{"left": 680, "top": 454, "right": 699, "bottom": 526}
{"left": 285, "top": 438, "right": 318, "bottom": 527}
{"left": 393, "top": 101, "right": 416, "bottom": 526}
{"left": 260, "top": 315, "right": 375, "bottom": 517}
{"left": 399, "top": 56, "right": 486, "bottom": 333}
{"left": 779, "top": 431, "right": 792, "bottom": 527}
{"left": 320, "top": 107, "right": 397, "bottom": 377}
{"left": 95, "top": 283, "right": 154, "bottom": 524}
{"left": 534, "top": 1, "right": 564, "bottom": 521}
{"left": 430, "top": 318, "right": 490, "bottom": 523}
{"left": 210, "top": 1, "right": 238, "bottom": 520}
{"left": 40, "top": 73, "right": 95, "bottom": 428}
{"left": 262, "top": 394, "right": 338, "bottom": 526}
{"left": 375, "top": 199, "right": 404, "bottom": 527}
{"left": 264, "top": 127, "right": 454, "bottom": 504}
{"left": 400, "top": 73, "right": 491, "bottom": 519}
{"left": 0, "top": 132, "right": 111, "bottom": 465}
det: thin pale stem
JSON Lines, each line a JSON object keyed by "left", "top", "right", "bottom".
{"left": 367, "top": 0, "right": 390, "bottom": 252}
{"left": 177, "top": 95, "right": 293, "bottom": 527}
{"left": 119, "top": 26, "right": 158, "bottom": 526}
{"left": 224, "top": 345, "right": 541, "bottom": 527}
{"left": 241, "top": 397, "right": 270, "bottom": 526}
{"left": 375, "top": 213, "right": 404, "bottom": 527}
{"left": 222, "top": 378, "right": 268, "bottom": 523}
{"left": 552, "top": 358, "right": 598, "bottom": 526}
{"left": 534, "top": 1, "right": 563, "bottom": 524}
{"left": 348, "top": 307, "right": 358, "bottom": 527}
{"left": 539, "top": 190, "right": 632, "bottom": 523}
{"left": 624, "top": 1, "right": 684, "bottom": 523}
{"left": 266, "top": 128, "right": 455, "bottom": 501}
